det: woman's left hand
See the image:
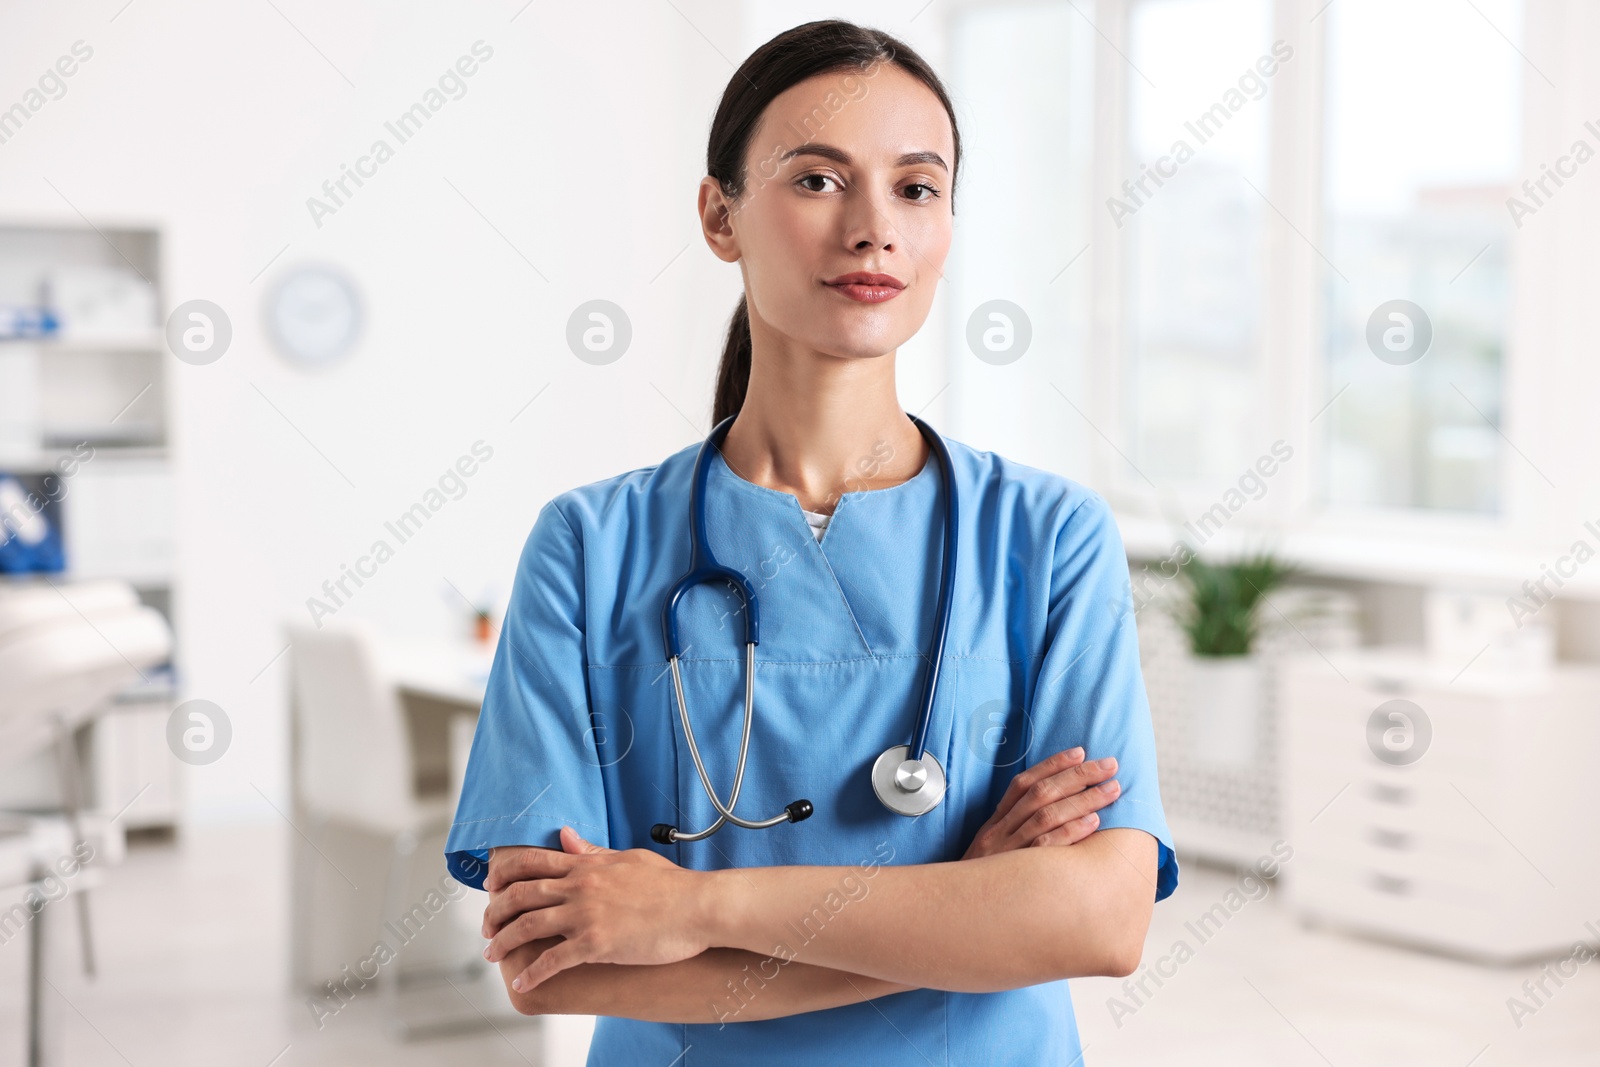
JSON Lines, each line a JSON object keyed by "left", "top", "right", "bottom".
{"left": 481, "top": 826, "right": 714, "bottom": 993}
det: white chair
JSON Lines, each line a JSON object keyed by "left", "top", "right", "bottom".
{"left": 0, "top": 579, "right": 172, "bottom": 1067}
{"left": 284, "top": 619, "right": 465, "bottom": 1037}
{"left": 0, "top": 811, "right": 101, "bottom": 1067}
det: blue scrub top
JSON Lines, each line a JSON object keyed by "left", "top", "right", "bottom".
{"left": 446, "top": 427, "right": 1179, "bottom": 1066}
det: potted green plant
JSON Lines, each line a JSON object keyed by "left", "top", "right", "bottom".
{"left": 1167, "top": 547, "right": 1300, "bottom": 769}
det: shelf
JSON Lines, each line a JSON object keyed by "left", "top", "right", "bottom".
{"left": 55, "top": 568, "right": 175, "bottom": 589}
{"left": 0, "top": 570, "right": 174, "bottom": 591}
{"left": 30, "top": 330, "right": 164, "bottom": 354}
{"left": 113, "top": 667, "right": 178, "bottom": 706}
{"left": 0, "top": 446, "right": 168, "bottom": 472}
{"left": 67, "top": 444, "right": 168, "bottom": 462}
{"left": 42, "top": 430, "right": 164, "bottom": 450}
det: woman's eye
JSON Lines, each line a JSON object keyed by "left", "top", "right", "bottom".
{"left": 797, "top": 173, "right": 839, "bottom": 193}
{"left": 795, "top": 174, "right": 941, "bottom": 200}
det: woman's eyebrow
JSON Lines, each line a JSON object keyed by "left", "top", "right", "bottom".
{"left": 780, "top": 142, "right": 948, "bottom": 172}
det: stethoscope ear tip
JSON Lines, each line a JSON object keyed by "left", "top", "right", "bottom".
{"left": 650, "top": 823, "right": 676, "bottom": 844}
{"left": 785, "top": 799, "right": 814, "bottom": 823}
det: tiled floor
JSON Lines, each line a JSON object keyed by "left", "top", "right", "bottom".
{"left": 1072, "top": 860, "right": 1600, "bottom": 1066}
{"left": 1, "top": 823, "right": 1595, "bottom": 1066}
{"left": 0, "top": 822, "right": 546, "bottom": 1067}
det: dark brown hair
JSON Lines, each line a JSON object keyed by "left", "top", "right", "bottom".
{"left": 705, "top": 20, "right": 962, "bottom": 425}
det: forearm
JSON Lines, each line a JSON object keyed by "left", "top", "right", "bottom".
{"left": 706, "top": 830, "right": 1151, "bottom": 992}
{"left": 499, "top": 938, "right": 915, "bottom": 1022}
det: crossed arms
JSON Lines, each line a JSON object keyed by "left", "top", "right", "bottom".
{"left": 478, "top": 747, "right": 1159, "bottom": 1022}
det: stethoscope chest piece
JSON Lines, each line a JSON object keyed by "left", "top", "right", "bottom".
{"left": 871, "top": 745, "right": 946, "bottom": 817}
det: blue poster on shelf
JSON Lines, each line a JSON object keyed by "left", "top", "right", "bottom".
{"left": 0, "top": 472, "right": 67, "bottom": 573}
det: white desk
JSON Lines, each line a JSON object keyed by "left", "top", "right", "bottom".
{"left": 379, "top": 635, "right": 494, "bottom": 706}
{"left": 375, "top": 636, "right": 493, "bottom": 804}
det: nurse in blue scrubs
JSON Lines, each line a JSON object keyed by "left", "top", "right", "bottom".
{"left": 447, "top": 18, "right": 1179, "bottom": 1065}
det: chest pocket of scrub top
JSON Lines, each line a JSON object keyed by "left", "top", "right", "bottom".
{"left": 943, "top": 655, "right": 1054, "bottom": 851}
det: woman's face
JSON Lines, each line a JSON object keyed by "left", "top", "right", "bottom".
{"left": 701, "top": 64, "right": 955, "bottom": 361}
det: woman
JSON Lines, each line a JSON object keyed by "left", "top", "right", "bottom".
{"left": 446, "top": 19, "right": 1178, "bottom": 1065}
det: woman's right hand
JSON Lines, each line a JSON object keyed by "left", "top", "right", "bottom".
{"left": 961, "top": 746, "right": 1120, "bottom": 860}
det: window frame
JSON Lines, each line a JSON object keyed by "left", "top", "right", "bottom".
{"left": 1081, "top": 0, "right": 1547, "bottom": 568}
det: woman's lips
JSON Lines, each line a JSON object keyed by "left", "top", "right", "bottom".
{"left": 825, "top": 282, "right": 903, "bottom": 303}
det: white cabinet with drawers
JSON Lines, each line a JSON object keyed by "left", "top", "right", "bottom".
{"left": 1279, "top": 649, "right": 1600, "bottom": 963}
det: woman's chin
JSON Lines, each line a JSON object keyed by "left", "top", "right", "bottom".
{"left": 799, "top": 323, "right": 913, "bottom": 362}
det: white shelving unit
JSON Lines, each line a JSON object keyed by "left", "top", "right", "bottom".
{"left": 0, "top": 221, "right": 182, "bottom": 831}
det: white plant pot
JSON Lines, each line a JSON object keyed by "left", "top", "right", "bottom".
{"left": 1187, "top": 653, "right": 1263, "bottom": 770}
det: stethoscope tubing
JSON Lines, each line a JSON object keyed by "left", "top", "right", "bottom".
{"left": 662, "top": 418, "right": 759, "bottom": 657}
{"left": 665, "top": 644, "right": 793, "bottom": 839}
{"left": 654, "top": 413, "right": 955, "bottom": 842}
{"left": 906, "top": 416, "right": 957, "bottom": 763}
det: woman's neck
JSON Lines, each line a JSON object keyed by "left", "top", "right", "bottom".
{"left": 719, "top": 336, "right": 929, "bottom": 515}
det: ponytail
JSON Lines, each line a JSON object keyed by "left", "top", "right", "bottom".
{"left": 711, "top": 294, "right": 752, "bottom": 425}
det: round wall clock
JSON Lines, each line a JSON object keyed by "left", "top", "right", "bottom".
{"left": 265, "top": 264, "right": 363, "bottom": 368}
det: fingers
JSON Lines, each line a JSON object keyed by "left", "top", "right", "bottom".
{"left": 1030, "top": 812, "right": 1103, "bottom": 848}
{"left": 481, "top": 876, "right": 564, "bottom": 937}
{"left": 560, "top": 826, "right": 612, "bottom": 855}
{"left": 1013, "top": 780, "right": 1119, "bottom": 843}
{"left": 483, "top": 829, "right": 630, "bottom": 938}
{"left": 996, "top": 755, "right": 1119, "bottom": 841}
{"left": 510, "top": 937, "right": 589, "bottom": 994}
{"left": 484, "top": 843, "right": 582, "bottom": 893}
{"left": 991, "top": 747, "right": 1087, "bottom": 823}
{"left": 485, "top": 904, "right": 573, "bottom": 963}
{"left": 962, "top": 750, "right": 1123, "bottom": 860}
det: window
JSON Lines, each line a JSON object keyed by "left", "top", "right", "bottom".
{"left": 1120, "top": 0, "right": 1274, "bottom": 489}
{"left": 1318, "top": 0, "right": 1522, "bottom": 514}
{"left": 945, "top": 1, "right": 1097, "bottom": 469}
{"left": 946, "top": 0, "right": 1532, "bottom": 537}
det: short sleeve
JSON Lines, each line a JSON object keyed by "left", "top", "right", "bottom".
{"left": 444, "top": 500, "right": 609, "bottom": 891}
{"left": 1026, "top": 491, "right": 1179, "bottom": 902}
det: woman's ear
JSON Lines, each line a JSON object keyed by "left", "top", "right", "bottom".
{"left": 699, "top": 176, "right": 743, "bottom": 263}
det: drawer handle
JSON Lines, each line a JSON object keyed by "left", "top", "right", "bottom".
{"left": 1369, "top": 872, "right": 1411, "bottom": 895}
{"left": 1368, "top": 782, "right": 1412, "bottom": 805}
{"left": 1368, "top": 827, "right": 1411, "bottom": 850}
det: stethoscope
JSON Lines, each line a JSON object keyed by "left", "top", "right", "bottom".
{"left": 650, "top": 412, "right": 958, "bottom": 844}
